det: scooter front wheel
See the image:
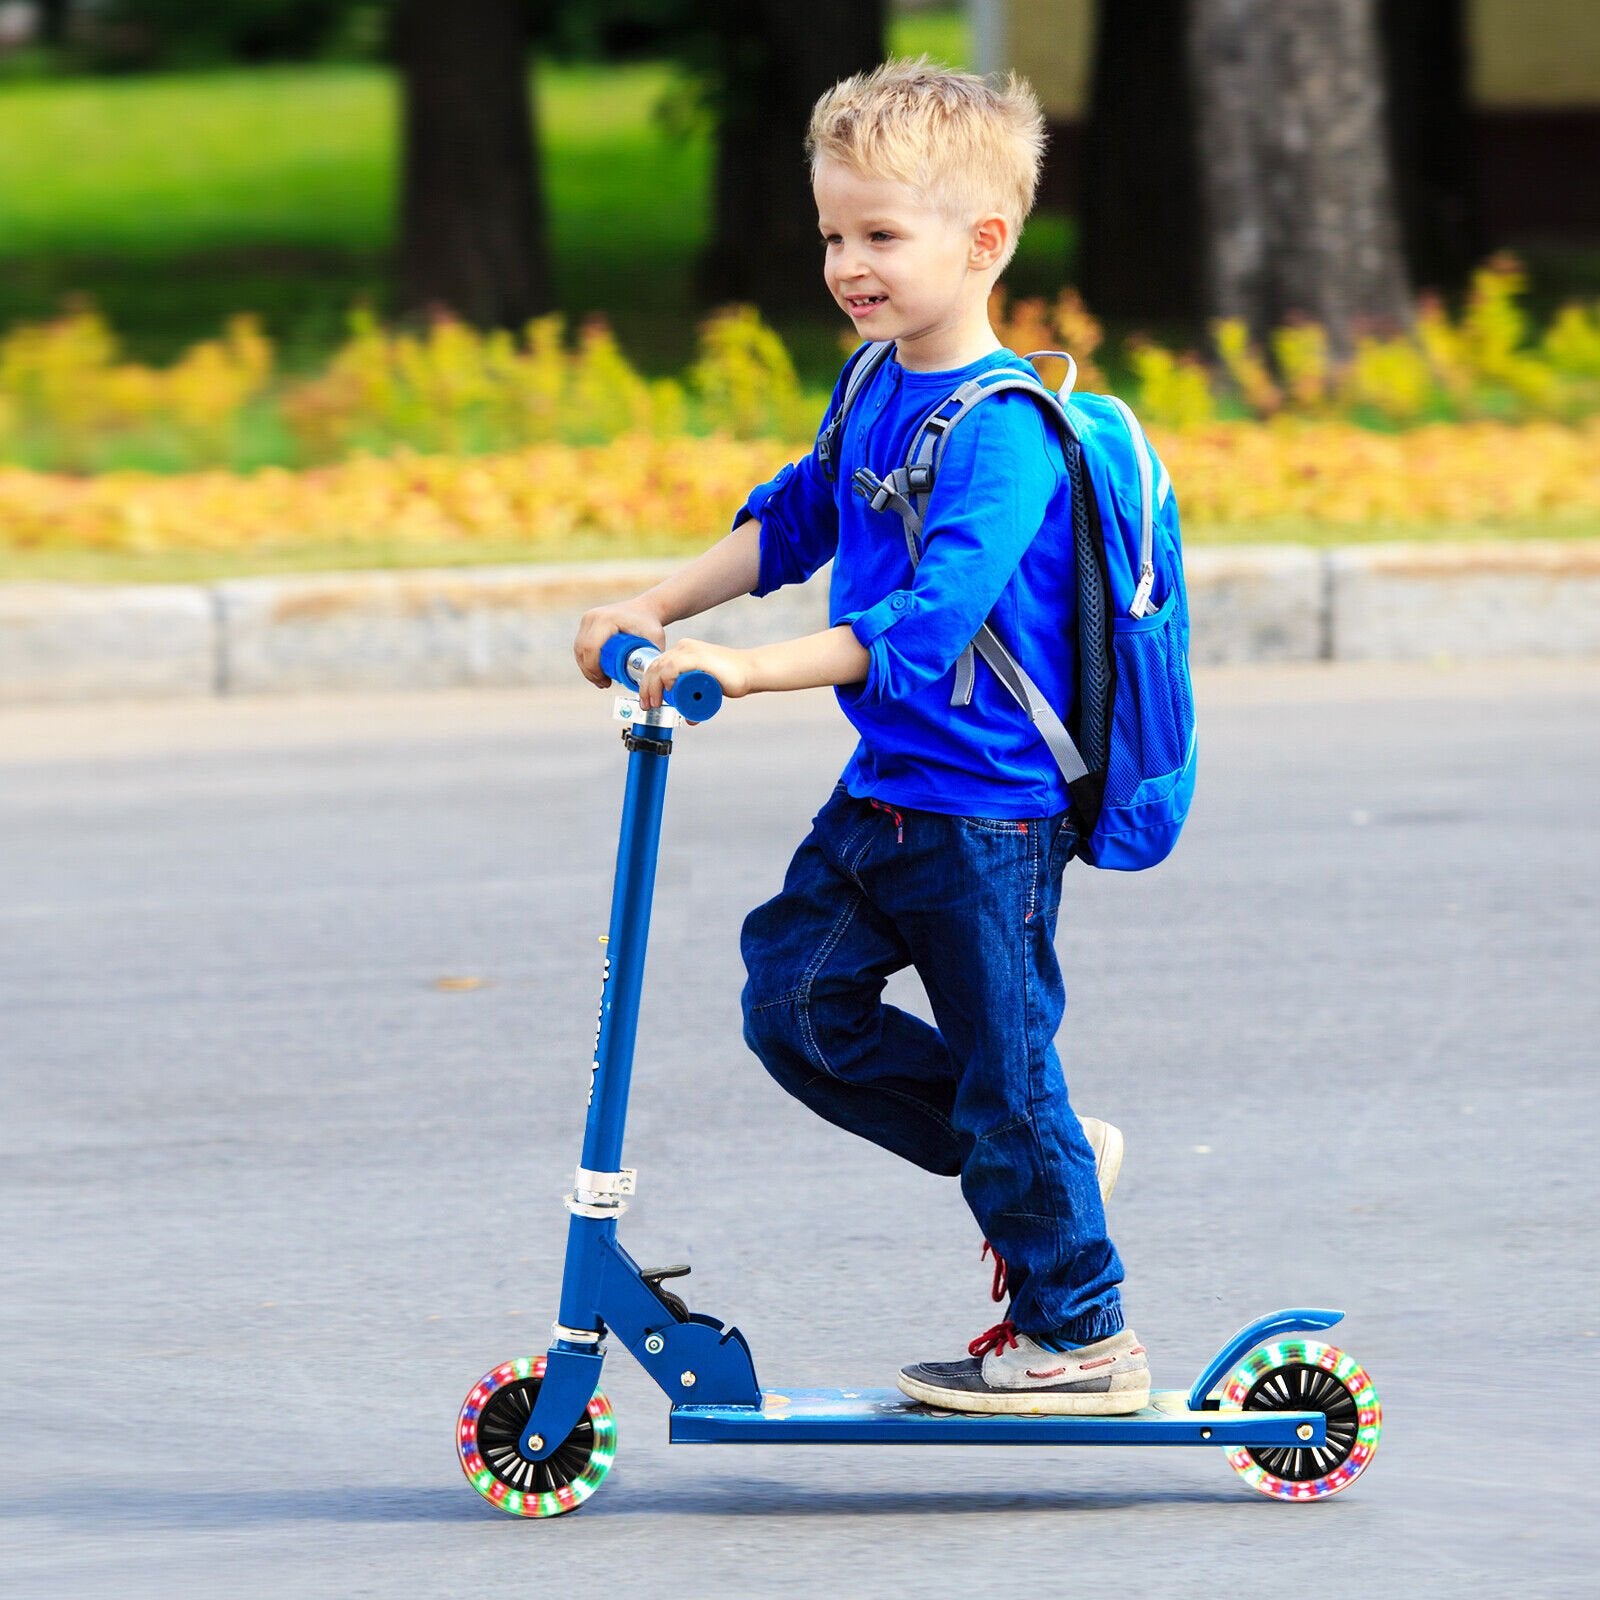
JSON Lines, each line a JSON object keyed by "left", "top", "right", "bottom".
{"left": 1219, "top": 1339, "right": 1381, "bottom": 1500}
{"left": 457, "top": 1356, "right": 616, "bottom": 1517}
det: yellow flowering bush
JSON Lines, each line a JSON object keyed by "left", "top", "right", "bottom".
{"left": 689, "top": 304, "right": 816, "bottom": 440}
{"left": 2, "top": 418, "right": 1596, "bottom": 560}
{"left": 3, "top": 257, "right": 1600, "bottom": 567}
{"left": 1141, "top": 256, "right": 1600, "bottom": 428}
{"left": 0, "top": 436, "right": 787, "bottom": 556}
{"left": 281, "top": 309, "right": 691, "bottom": 459}
{"left": 0, "top": 303, "right": 813, "bottom": 472}
{"left": 4, "top": 259, "right": 1600, "bottom": 476}
{"left": 0, "top": 307, "right": 272, "bottom": 469}
{"left": 989, "top": 287, "right": 1108, "bottom": 393}
{"left": 1127, "top": 343, "right": 1217, "bottom": 430}
{"left": 1158, "top": 417, "right": 1600, "bottom": 529}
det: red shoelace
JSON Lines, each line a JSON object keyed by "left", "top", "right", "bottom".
{"left": 981, "top": 1239, "right": 1008, "bottom": 1303}
{"left": 970, "top": 1241, "right": 1017, "bottom": 1356}
{"left": 968, "top": 1319, "right": 1019, "bottom": 1358}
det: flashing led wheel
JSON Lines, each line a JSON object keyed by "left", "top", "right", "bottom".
{"left": 457, "top": 1357, "right": 616, "bottom": 1518}
{"left": 1219, "top": 1339, "right": 1382, "bottom": 1501}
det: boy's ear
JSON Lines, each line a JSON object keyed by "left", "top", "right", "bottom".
{"left": 970, "top": 212, "right": 1010, "bottom": 272}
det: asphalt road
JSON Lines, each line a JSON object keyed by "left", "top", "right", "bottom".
{"left": 2, "top": 660, "right": 1597, "bottom": 1598}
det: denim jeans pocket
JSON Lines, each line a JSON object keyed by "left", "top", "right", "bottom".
{"left": 1050, "top": 814, "right": 1081, "bottom": 875}
{"left": 956, "top": 814, "right": 1034, "bottom": 835}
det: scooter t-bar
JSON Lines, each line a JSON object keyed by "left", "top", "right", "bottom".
{"left": 600, "top": 634, "right": 724, "bottom": 721}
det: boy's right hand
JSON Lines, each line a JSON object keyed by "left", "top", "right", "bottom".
{"left": 573, "top": 600, "right": 668, "bottom": 688}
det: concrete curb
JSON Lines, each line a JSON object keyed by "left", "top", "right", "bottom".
{"left": 3, "top": 541, "right": 1598, "bottom": 704}
{"left": 0, "top": 582, "right": 217, "bottom": 702}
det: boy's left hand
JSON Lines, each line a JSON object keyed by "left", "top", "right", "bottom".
{"left": 637, "top": 638, "right": 753, "bottom": 712}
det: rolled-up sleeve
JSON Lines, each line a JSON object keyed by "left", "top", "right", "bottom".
{"left": 841, "top": 397, "right": 1061, "bottom": 707}
{"left": 735, "top": 454, "right": 840, "bottom": 596}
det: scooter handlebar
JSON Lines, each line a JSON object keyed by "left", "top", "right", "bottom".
{"left": 600, "top": 633, "right": 725, "bottom": 722}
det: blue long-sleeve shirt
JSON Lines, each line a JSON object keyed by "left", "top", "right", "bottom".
{"left": 737, "top": 345, "right": 1077, "bottom": 818}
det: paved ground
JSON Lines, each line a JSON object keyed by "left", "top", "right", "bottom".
{"left": 2, "top": 660, "right": 1598, "bottom": 1598}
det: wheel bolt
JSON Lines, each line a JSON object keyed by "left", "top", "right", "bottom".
{"left": 1297, "top": 1423, "right": 1314, "bottom": 1441}
{"left": 527, "top": 1434, "right": 544, "bottom": 1452}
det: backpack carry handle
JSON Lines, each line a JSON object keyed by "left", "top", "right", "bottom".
{"left": 601, "top": 633, "right": 725, "bottom": 721}
{"left": 1023, "top": 349, "right": 1078, "bottom": 398}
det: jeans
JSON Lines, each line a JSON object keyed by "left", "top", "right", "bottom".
{"left": 740, "top": 785, "right": 1125, "bottom": 1344}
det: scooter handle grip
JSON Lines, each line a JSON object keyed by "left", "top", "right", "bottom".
{"left": 600, "top": 633, "right": 725, "bottom": 722}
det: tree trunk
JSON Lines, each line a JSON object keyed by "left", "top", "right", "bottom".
{"left": 700, "top": 0, "right": 885, "bottom": 316}
{"left": 1378, "top": 0, "right": 1480, "bottom": 297}
{"left": 394, "top": 0, "right": 552, "bottom": 328}
{"left": 38, "top": 0, "right": 72, "bottom": 47}
{"left": 1080, "top": 0, "right": 1204, "bottom": 323}
{"left": 1188, "top": 0, "right": 1411, "bottom": 353}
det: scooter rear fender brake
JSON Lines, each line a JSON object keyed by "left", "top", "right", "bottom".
{"left": 1185, "top": 1307, "right": 1345, "bottom": 1412}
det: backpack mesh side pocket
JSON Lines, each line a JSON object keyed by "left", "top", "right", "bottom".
{"left": 1104, "top": 588, "right": 1194, "bottom": 809}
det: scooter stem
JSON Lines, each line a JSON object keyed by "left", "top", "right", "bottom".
{"left": 582, "top": 724, "right": 671, "bottom": 1177}
{"left": 553, "top": 710, "right": 675, "bottom": 1338}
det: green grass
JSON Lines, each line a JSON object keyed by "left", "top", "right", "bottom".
{"left": 3, "top": 4, "right": 1597, "bottom": 379}
{"left": 0, "top": 59, "right": 718, "bottom": 369}
{"left": 0, "top": 66, "right": 395, "bottom": 256}
{"left": 0, "top": 9, "right": 981, "bottom": 377}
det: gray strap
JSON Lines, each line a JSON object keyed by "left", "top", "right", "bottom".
{"left": 1104, "top": 393, "right": 1156, "bottom": 616}
{"left": 969, "top": 626, "right": 1089, "bottom": 785}
{"left": 818, "top": 341, "right": 894, "bottom": 479}
{"left": 1022, "top": 349, "right": 1078, "bottom": 398}
{"left": 855, "top": 364, "right": 1092, "bottom": 788}
{"left": 952, "top": 646, "right": 976, "bottom": 706}
{"left": 851, "top": 467, "right": 924, "bottom": 567}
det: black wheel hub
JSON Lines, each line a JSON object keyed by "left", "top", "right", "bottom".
{"left": 1240, "top": 1360, "right": 1360, "bottom": 1481}
{"left": 476, "top": 1378, "right": 596, "bottom": 1495}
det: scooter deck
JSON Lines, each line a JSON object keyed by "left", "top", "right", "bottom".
{"left": 669, "top": 1387, "right": 1324, "bottom": 1447}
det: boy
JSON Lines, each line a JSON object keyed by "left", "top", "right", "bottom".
{"left": 573, "top": 59, "right": 1149, "bottom": 1414}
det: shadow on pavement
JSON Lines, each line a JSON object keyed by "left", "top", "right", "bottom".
{"left": 4, "top": 1478, "right": 1266, "bottom": 1526}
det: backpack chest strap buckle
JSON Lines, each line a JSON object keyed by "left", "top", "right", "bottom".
{"left": 852, "top": 467, "right": 921, "bottom": 533}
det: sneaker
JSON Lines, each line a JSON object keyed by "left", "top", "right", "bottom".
{"left": 898, "top": 1323, "right": 1151, "bottom": 1415}
{"left": 1080, "top": 1116, "right": 1124, "bottom": 1203}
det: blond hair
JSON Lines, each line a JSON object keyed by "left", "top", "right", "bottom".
{"left": 806, "top": 58, "right": 1046, "bottom": 267}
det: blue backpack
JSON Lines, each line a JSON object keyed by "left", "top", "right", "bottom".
{"left": 817, "top": 340, "right": 1196, "bottom": 871}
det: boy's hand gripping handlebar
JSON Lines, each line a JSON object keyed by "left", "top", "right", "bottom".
{"left": 599, "top": 633, "right": 725, "bottom": 722}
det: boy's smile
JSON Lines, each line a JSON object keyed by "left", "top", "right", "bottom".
{"left": 814, "top": 159, "right": 1007, "bottom": 372}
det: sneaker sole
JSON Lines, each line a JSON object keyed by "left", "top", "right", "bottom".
{"left": 895, "top": 1369, "right": 1152, "bottom": 1416}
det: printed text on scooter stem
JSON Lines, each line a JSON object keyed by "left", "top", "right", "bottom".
{"left": 590, "top": 951, "right": 610, "bottom": 1108}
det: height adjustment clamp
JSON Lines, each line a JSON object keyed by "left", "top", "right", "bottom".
{"left": 621, "top": 726, "right": 674, "bottom": 756}
{"left": 564, "top": 1165, "right": 637, "bottom": 1218}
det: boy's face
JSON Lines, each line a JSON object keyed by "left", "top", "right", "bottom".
{"left": 814, "top": 159, "right": 1004, "bottom": 371}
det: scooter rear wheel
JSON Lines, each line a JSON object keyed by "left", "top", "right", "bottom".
{"left": 457, "top": 1356, "right": 616, "bottom": 1517}
{"left": 1219, "top": 1339, "right": 1381, "bottom": 1500}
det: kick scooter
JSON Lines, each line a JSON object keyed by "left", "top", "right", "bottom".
{"left": 455, "top": 636, "right": 1383, "bottom": 1517}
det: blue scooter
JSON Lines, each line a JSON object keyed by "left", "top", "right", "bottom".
{"left": 455, "top": 636, "right": 1383, "bottom": 1517}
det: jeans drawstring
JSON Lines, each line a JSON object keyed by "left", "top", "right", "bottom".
{"left": 869, "top": 798, "right": 904, "bottom": 844}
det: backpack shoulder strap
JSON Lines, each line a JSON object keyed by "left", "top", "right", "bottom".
{"left": 847, "top": 362, "right": 1093, "bottom": 789}
{"left": 816, "top": 340, "right": 894, "bottom": 482}
{"left": 849, "top": 365, "right": 1076, "bottom": 558}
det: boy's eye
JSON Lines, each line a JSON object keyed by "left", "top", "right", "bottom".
{"left": 870, "top": 231, "right": 895, "bottom": 242}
